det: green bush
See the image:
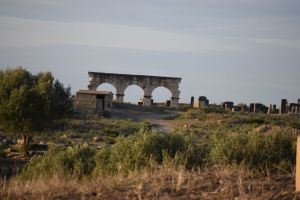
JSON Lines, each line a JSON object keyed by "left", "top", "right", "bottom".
{"left": 19, "top": 145, "right": 96, "bottom": 180}
{"left": 209, "top": 128, "right": 296, "bottom": 172}
{"left": 94, "top": 131, "right": 205, "bottom": 175}
{"left": 19, "top": 131, "right": 206, "bottom": 179}
{"left": 18, "top": 125, "right": 298, "bottom": 181}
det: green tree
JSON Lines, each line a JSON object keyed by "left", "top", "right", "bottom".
{"left": 0, "top": 67, "right": 72, "bottom": 151}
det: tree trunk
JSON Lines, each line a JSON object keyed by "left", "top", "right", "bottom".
{"left": 22, "top": 134, "right": 31, "bottom": 156}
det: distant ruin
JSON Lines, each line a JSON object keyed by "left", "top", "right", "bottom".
{"left": 88, "top": 72, "right": 182, "bottom": 107}
{"left": 191, "top": 96, "right": 300, "bottom": 115}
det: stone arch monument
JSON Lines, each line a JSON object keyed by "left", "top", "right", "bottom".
{"left": 88, "top": 72, "right": 182, "bottom": 107}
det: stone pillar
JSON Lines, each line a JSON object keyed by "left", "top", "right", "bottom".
{"left": 253, "top": 104, "right": 257, "bottom": 113}
{"left": 249, "top": 103, "right": 254, "bottom": 113}
{"left": 143, "top": 96, "right": 152, "bottom": 107}
{"left": 291, "top": 105, "right": 296, "bottom": 114}
{"left": 206, "top": 99, "right": 209, "bottom": 106}
{"left": 171, "top": 97, "right": 179, "bottom": 107}
{"left": 268, "top": 105, "right": 272, "bottom": 114}
{"left": 191, "top": 96, "right": 194, "bottom": 107}
{"left": 116, "top": 94, "right": 124, "bottom": 103}
{"left": 280, "top": 99, "right": 287, "bottom": 115}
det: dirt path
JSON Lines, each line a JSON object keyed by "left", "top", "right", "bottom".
{"left": 148, "top": 119, "right": 177, "bottom": 132}
{"left": 106, "top": 103, "right": 178, "bottom": 132}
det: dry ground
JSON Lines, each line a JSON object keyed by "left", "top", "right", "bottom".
{"left": 106, "top": 103, "right": 178, "bottom": 131}
{"left": 1, "top": 166, "right": 296, "bottom": 200}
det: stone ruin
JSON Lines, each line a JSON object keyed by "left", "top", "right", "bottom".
{"left": 281, "top": 99, "right": 300, "bottom": 115}
{"left": 74, "top": 90, "right": 113, "bottom": 115}
{"left": 88, "top": 72, "right": 182, "bottom": 107}
{"left": 193, "top": 96, "right": 209, "bottom": 108}
{"left": 190, "top": 96, "right": 300, "bottom": 115}
{"left": 221, "top": 101, "right": 234, "bottom": 110}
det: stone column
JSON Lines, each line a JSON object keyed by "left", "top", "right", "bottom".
{"left": 143, "top": 96, "right": 152, "bottom": 107}
{"left": 171, "top": 97, "right": 180, "bottom": 107}
{"left": 191, "top": 96, "right": 194, "bottom": 107}
{"left": 253, "top": 103, "right": 257, "bottom": 113}
{"left": 268, "top": 104, "right": 272, "bottom": 114}
{"left": 280, "top": 99, "right": 287, "bottom": 115}
{"left": 116, "top": 94, "right": 124, "bottom": 103}
{"left": 249, "top": 103, "right": 254, "bottom": 113}
{"left": 115, "top": 85, "right": 126, "bottom": 103}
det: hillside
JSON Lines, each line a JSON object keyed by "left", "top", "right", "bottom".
{"left": 1, "top": 106, "right": 300, "bottom": 199}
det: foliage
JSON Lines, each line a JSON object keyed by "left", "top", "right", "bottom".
{"left": 209, "top": 128, "right": 296, "bottom": 172}
{"left": 18, "top": 125, "right": 298, "bottom": 181}
{"left": 19, "top": 145, "right": 96, "bottom": 180}
{"left": 93, "top": 131, "right": 205, "bottom": 175}
{"left": 0, "top": 67, "right": 72, "bottom": 145}
{"left": 18, "top": 131, "right": 205, "bottom": 179}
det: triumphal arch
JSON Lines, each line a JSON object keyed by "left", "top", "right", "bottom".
{"left": 87, "top": 72, "right": 182, "bottom": 107}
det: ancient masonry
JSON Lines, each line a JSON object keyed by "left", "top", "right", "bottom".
{"left": 88, "top": 72, "right": 182, "bottom": 107}
{"left": 191, "top": 96, "right": 300, "bottom": 115}
{"left": 74, "top": 90, "right": 113, "bottom": 115}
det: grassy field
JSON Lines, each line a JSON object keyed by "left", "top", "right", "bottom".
{"left": 1, "top": 106, "right": 300, "bottom": 199}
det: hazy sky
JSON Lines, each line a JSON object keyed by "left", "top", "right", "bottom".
{"left": 0, "top": 0, "right": 300, "bottom": 105}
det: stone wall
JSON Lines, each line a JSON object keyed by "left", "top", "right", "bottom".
{"left": 75, "top": 93, "right": 100, "bottom": 114}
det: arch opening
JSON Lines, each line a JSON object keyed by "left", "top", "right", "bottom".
{"left": 151, "top": 86, "right": 172, "bottom": 107}
{"left": 124, "top": 84, "right": 144, "bottom": 105}
{"left": 97, "top": 83, "right": 117, "bottom": 100}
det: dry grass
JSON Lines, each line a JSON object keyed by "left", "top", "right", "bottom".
{"left": 1, "top": 165, "right": 296, "bottom": 200}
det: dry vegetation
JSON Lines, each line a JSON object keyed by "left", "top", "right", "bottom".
{"left": 1, "top": 107, "right": 300, "bottom": 199}
{"left": 1, "top": 166, "right": 295, "bottom": 200}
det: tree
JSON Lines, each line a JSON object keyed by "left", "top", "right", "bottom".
{"left": 0, "top": 67, "right": 72, "bottom": 151}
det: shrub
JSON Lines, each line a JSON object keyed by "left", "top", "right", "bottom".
{"left": 94, "top": 131, "right": 205, "bottom": 175}
{"left": 19, "top": 145, "right": 96, "bottom": 180}
{"left": 209, "top": 128, "right": 296, "bottom": 172}
{"left": 18, "top": 125, "right": 297, "bottom": 181}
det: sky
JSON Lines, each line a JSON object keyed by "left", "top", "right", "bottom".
{"left": 0, "top": 0, "right": 300, "bottom": 105}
